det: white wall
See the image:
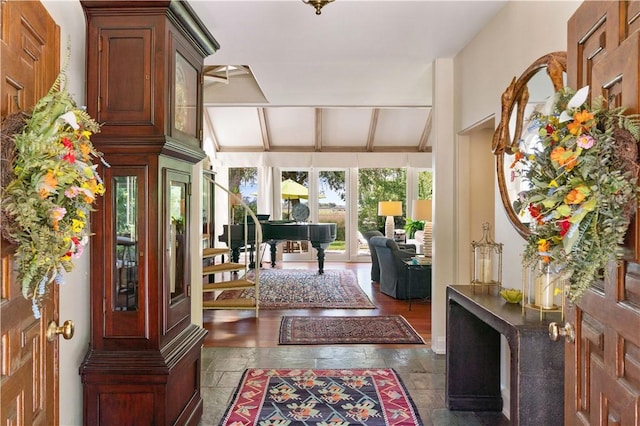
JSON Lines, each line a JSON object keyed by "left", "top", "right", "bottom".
{"left": 453, "top": 0, "right": 581, "bottom": 290}
{"left": 448, "top": 0, "right": 581, "bottom": 418}
{"left": 40, "top": 2, "right": 88, "bottom": 425}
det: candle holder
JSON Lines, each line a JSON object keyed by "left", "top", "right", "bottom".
{"left": 471, "top": 222, "right": 503, "bottom": 294}
{"left": 522, "top": 260, "right": 565, "bottom": 321}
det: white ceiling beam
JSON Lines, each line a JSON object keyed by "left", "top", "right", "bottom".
{"left": 203, "top": 109, "right": 220, "bottom": 152}
{"left": 366, "top": 109, "right": 379, "bottom": 152}
{"left": 417, "top": 110, "right": 432, "bottom": 152}
{"left": 258, "top": 108, "right": 271, "bottom": 151}
{"left": 315, "top": 108, "right": 322, "bottom": 152}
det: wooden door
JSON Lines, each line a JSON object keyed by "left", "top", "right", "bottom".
{"left": 565, "top": 1, "right": 640, "bottom": 424}
{"left": 1, "top": 1, "right": 60, "bottom": 425}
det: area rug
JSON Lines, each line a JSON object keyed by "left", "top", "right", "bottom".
{"left": 279, "top": 315, "right": 425, "bottom": 345}
{"left": 218, "top": 368, "right": 423, "bottom": 425}
{"left": 216, "top": 269, "right": 375, "bottom": 309}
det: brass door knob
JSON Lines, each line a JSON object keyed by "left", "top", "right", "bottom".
{"left": 46, "top": 320, "right": 74, "bottom": 341}
{"left": 549, "top": 321, "right": 575, "bottom": 343}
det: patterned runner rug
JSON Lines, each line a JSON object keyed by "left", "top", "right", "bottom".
{"left": 279, "top": 315, "right": 425, "bottom": 345}
{"left": 219, "top": 368, "right": 423, "bottom": 425}
{"left": 216, "top": 269, "right": 375, "bottom": 309}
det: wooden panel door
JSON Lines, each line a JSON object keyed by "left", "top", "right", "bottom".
{"left": 0, "top": 1, "right": 60, "bottom": 425}
{"left": 565, "top": 2, "right": 640, "bottom": 424}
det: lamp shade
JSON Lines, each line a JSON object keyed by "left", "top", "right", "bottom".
{"left": 378, "top": 201, "right": 402, "bottom": 216}
{"left": 412, "top": 199, "right": 432, "bottom": 221}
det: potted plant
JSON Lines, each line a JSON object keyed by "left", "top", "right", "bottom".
{"left": 404, "top": 218, "right": 424, "bottom": 239}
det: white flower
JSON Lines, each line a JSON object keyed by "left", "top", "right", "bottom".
{"left": 59, "top": 111, "right": 79, "bottom": 130}
{"left": 568, "top": 86, "right": 590, "bottom": 109}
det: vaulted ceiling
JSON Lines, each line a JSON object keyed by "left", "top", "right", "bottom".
{"left": 189, "top": 1, "right": 506, "bottom": 153}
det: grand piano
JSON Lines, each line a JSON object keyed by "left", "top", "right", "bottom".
{"left": 219, "top": 220, "right": 337, "bottom": 274}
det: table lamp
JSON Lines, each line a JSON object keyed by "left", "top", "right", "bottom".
{"left": 378, "top": 201, "right": 402, "bottom": 239}
{"left": 411, "top": 199, "right": 432, "bottom": 257}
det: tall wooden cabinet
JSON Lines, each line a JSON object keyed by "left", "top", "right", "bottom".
{"left": 78, "top": 2, "right": 219, "bottom": 425}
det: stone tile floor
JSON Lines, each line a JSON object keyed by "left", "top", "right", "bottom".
{"left": 199, "top": 347, "right": 509, "bottom": 425}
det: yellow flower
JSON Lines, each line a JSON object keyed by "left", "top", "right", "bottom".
{"left": 537, "top": 238, "right": 551, "bottom": 263}
{"left": 549, "top": 180, "right": 558, "bottom": 188}
{"left": 537, "top": 239, "right": 550, "bottom": 253}
{"left": 79, "top": 142, "right": 91, "bottom": 159}
{"left": 71, "top": 219, "right": 84, "bottom": 233}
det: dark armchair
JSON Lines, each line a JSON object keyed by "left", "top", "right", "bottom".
{"left": 363, "top": 230, "right": 384, "bottom": 282}
{"left": 364, "top": 230, "right": 416, "bottom": 283}
{"left": 370, "top": 236, "right": 430, "bottom": 300}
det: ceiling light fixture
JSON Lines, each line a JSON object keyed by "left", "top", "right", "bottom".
{"left": 302, "top": 0, "right": 334, "bottom": 15}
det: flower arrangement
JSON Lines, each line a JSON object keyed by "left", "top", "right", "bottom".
{"left": 2, "top": 70, "right": 106, "bottom": 318}
{"left": 512, "top": 86, "right": 640, "bottom": 301}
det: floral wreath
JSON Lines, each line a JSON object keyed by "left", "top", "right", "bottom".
{"left": 512, "top": 86, "right": 640, "bottom": 302}
{"left": 2, "top": 68, "right": 106, "bottom": 318}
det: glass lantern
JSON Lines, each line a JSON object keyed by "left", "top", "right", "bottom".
{"left": 522, "top": 260, "right": 565, "bottom": 321}
{"left": 471, "top": 222, "right": 503, "bottom": 294}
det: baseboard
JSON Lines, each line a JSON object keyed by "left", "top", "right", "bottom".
{"left": 432, "top": 335, "right": 446, "bottom": 354}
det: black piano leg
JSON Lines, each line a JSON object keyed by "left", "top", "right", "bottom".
{"left": 248, "top": 244, "right": 255, "bottom": 269}
{"left": 231, "top": 248, "right": 240, "bottom": 264}
{"left": 316, "top": 248, "right": 326, "bottom": 275}
{"left": 270, "top": 242, "right": 277, "bottom": 268}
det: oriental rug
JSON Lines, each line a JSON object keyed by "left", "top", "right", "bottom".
{"left": 218, "top": 368, "right": 423, "bottom": 426}
{"left": 216, "top": 269, "right": 375, "bottom": 309}
{"left": 278, "top": 315, "right": 425, "bottom": 345}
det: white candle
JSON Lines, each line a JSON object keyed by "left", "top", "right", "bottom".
{"left": 478, "top": 257, "right": 492, "bottom": 283}
{"left": 535, "top": 273, "right": 555, "bottom": 309}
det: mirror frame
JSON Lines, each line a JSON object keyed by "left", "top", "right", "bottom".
{"left": 492, "top": 51, "right": 567, "bottom": 238}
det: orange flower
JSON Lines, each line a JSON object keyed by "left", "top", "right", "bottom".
{"left": 567, "top": 109, "right": 594, "bottom": 135}
{"left": 565, "top": 187, "right": 586, "bottom": 204}
{"left": 510, "top": 151, "right": 524, "bottom": 168}
{"left": 564, "top": 155, "right": 578, "bottom": 170}
{"left": 550, "top": 146, "right": 577, "bottom": 169}
{"left": 44, "top": 171, "right": 58, "bottom": 188}
{"left": 79, "top": 142, "right": 92, "bottom": 160}
{"left": 550, "top": 147, "right": 566, "bottom": 163}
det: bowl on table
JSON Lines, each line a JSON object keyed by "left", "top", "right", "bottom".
{"left": 500, "top": 288, "right": 523, "bottom": 304}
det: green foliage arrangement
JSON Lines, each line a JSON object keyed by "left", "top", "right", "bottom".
{"left": 403, "top": 218, "right": 424, "bottom": 239}
{"left": 512, "top": 86, "right": 640, "bottom": 301}
{"left": 2, "top": 70, "right": 105, "bottom": 318}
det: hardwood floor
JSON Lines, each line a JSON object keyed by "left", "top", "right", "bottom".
{"left": 201, "top": 261, "right": 432, "bottom": 347}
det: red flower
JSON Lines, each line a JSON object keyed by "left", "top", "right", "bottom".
{"left": 528, "top": 204, "right": 541, "bottom": 218}
{"left": 62, "top": 137, "right": 73, "bottom": 149}
{"left": 558, "top": 219, "right": 571, "bottom": 237}
{"left": 63, "top": 152, "right": 76, "bottom": 163}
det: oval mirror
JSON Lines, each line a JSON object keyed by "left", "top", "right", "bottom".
{"left": 492, "top": 51, "right": 567, "bottom": 238}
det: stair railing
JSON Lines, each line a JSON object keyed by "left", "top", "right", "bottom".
{"left": 202, "top": 174, "right": 262, "bottom": 300}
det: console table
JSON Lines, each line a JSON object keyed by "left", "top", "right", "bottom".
{"left": 446, "top": 285, "right": 564, "bottom": 425}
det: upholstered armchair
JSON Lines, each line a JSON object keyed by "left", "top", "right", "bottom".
{"left": 370, "top": 236, "right": 430, "bottom": 300}
{"left": 364, "top": 230, "right": 416, "bottom": 283}
{"left": 363, "top": 230, "right": 384, "bottom": 282}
